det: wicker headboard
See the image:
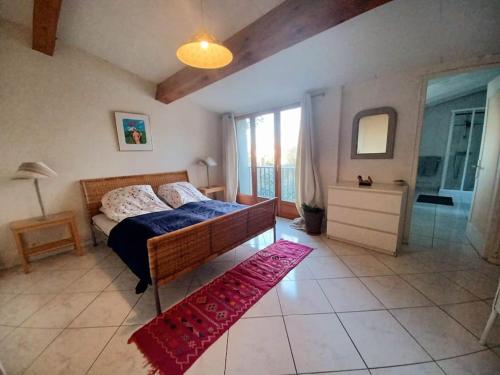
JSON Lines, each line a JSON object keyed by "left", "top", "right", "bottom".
{"left": 80, "top": 170, "right": 189, "bottom": 219}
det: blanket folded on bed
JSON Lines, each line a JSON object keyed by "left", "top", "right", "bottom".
{"left": 107, "top": 200, "right": 245, "bottom": 289}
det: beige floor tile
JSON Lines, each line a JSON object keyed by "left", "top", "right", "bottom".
{"left": 306, "top": 256, "right": 354, "bottom": 278}
{"left": 212, "top": 248, "right": 236, "bottom": 263}
{"left": 474, "top": 262, "right": 500, "bottom": 280}
{"left": 0, "top": 269, "right": 46, "bottom": 294}
{"left": 22, "top": 292, "right": 98, "bottom": 328}
{"left": 233, "top": 245, "right": 260, "bottom": 262}
{"left": 437, "top": 350, "right": 500, "bottom": 375}
{"left": 306, "top": 243, "right": 338, "bottom": 257}
{"left": 97, "top": 252, "right": 127, "bottom": 269}
{"left": 442, "top": 270, "right": 498, "bottom": 299}
{"left": 30, "top": 248, "right": 109, "bottom": 271}
{"left": 25, "top": 327, "right": 117, "bottom": 375}
{"left": 0, "top": 293, "right": 18, "bottom": 305}
{"left": 338, "top": 310, "right": 431, "bottom": 367}
{"left": 186, "top": 332, "right": 227, "bottom": 375}
{"left": 88, "top": 325, "right": 148, "bottom": 375}
{"left": 243, "top": 288, "right": 281, "bottom": 318}
{"left": 361, "top": 275, "right": 432, "bottom": 309}
{"left": 341, "top": 255, "right": 394, "bottom": 277}
{"left": 66, "top": 267, "right": 122, "bottom": 292}
{"left": 70, "top": 291, "right": 140, "bottom": 327}
{"left": 24, "top": 269, "right": 88, "bottom": 294}
{"left": 370, "top": 362, "right": 445, "bottom": 374}
{"left": 283, "top": 261, "right": 315, "bottom": 280}
{"left": 285, "top": 313, "right": 365, "bottom": 373}
{"left": 391, "top": 306, "right": 483, "bottom": 359}
{"left": 123, "top": 287, "right": 187, "bottom": 325}
{"left": 375, "top": 254, "right": 433, "bottom": 274}
{"left": 105, "top": 269, "right": 140, "bottom": 291}
{"left": 0, "top": 325, "right": 14, "bottom": 341}
{"left": 319, "top": 278, "right": 384, "bottom": 312}
{"left": 226, "top": 316, "right": 295, "bottom": 375}
{"left": 402, "top": 273, "right": 478, "bottom": 305}
{"left": 277, "top": 279, "right": 333, "bottom": 315}
{"left": 0, "top": 293, "right": 55, "bottom": 326}
{"left": 194, "top": 261, "right": 235, "bottom": 284}
{"left": 441, "top": 301, "right": 500, "bottom": 344}
{"left": 322, "top": 238, "right": 370, "bottom": 256}
{"left": 0, "top": 327, "right": 61, "bottom": 375}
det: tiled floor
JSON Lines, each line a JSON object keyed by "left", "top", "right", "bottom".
{"left": 1, "top": 217, "right": 500, "bottom": 374}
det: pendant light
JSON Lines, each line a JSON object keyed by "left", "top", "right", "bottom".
{"left": 176, "top": 0, "right": 233, "bottom": 69}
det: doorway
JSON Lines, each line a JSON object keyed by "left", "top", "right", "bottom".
{"left": 410, "top": 67, "right": 500, "bottom": 254}
{"left": 235, "top": 105, "right": 301, "bottom": 219}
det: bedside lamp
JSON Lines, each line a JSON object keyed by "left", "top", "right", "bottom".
{"left": 13, "top": 162, "right": 57, "bottom": 220}
{"left": 197, "top": 157, "right": 217, "bottom": 187}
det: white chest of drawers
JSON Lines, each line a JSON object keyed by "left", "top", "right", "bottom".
{"left": 326, "top": 182, "right": 408, "bottom": 255}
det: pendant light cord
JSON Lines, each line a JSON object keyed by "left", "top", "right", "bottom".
{"left": 200, "top": 0, "right": 205, "bottom": 31}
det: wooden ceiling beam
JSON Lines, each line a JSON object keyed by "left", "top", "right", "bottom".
{"left": 32, "top": 0, "right": 63, "bottom": 56}
{"left": 156, "top": 0, "right": 392, "bottom": 104}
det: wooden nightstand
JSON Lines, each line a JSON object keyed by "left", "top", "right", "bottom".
{"left": 10, "top": 211, "right": 84, "bottom": 273}
{"left": 198, "top": 185, "right": 225, "bottom": 199}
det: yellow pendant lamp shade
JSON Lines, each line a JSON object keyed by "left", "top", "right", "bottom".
{"left": 176, "top": 33, "right": 233, "bottom": 69}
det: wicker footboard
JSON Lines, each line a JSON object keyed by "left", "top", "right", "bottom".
{"left": 147, "top": 198, "right": 278, "bottom": 314}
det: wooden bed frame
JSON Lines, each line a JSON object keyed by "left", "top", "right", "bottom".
{"left": 80, "top": 171, "right": 277, "bottom": 314}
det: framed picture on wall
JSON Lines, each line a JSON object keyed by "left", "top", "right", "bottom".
{"left": 114, "top": 112, "right": 153, "bottom": 151}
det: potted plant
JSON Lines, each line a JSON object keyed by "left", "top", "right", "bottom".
{"left": 301, "top": 203, "right": 324, "bottom": 235}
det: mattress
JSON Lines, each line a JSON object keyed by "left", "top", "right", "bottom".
{"left": 92, "top": 214, "right": 118, "bottom": 236}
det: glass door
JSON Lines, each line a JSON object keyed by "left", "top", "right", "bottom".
{"left": 235, "top": 105, "right": 301, "bottom": 218}
{"left": 255, "top": 113, "right": 275, "bottom": 199}
{"left": 279, "top": 107, "right": 301, "bottom": 218}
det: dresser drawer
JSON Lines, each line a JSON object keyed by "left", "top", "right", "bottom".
{"left": 328, "top": 188, "right": 402, "bottom": 214}
{"left": 327, "top": 221, "right": 398, "bottom": 254}
{"left": 327, "top": 205, "right": 400, "bottom": 234}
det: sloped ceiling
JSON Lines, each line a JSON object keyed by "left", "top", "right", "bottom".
{"left": 187, "top": 0, "right": 500, "bottom": 114}
{"left": 1, "top": 0, "right": 500, "bottom": 114}
{"left": 0, "top": 0, "right": 284, "bottom": 82}
{"left": 426, "top": 68, "right": 500, "bottom": 106}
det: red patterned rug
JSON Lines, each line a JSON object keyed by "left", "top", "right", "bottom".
{"left": 129, "top": 239, "right": 312, "bottom": 375}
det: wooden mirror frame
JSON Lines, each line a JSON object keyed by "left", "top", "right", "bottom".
{"left": 351, "top": 106, "right": 397, "bottom": 159}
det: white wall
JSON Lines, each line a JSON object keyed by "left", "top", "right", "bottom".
{"left": 0, "top": 20, "right": 222, "bottom": 269}
{"left": 313, "top": 88, "right": 342, "bottom": 207}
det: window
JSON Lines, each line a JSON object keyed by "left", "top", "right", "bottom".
{"left": 236, "top": 105, "right": 301, "bottom": 218}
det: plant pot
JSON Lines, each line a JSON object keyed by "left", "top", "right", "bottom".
{"left": 303, "top": 209, "right": 324, "bottom": 235}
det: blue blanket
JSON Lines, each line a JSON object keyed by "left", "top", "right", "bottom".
{"left": 107, "top": 200, "right": 245, "bottom": 288}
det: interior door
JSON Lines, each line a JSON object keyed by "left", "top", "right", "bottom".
{"left": 466, "top": 76, "right": 500, "bottom": 256}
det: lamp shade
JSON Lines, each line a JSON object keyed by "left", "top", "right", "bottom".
{"left": 204, "top": 157, "right": 217, "bottom": 167}
{"left": 13, "top": 162, "right": 57, "bottom": 179}
{"left": 176, "top": 33, "right": 233, "bottom": 69}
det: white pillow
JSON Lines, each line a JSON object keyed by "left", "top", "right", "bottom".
{"left": 100, "top": 185, "right": 171, "bottom": 222}
{"left": 157, "top": 181, "right": 210, "bottom": 208}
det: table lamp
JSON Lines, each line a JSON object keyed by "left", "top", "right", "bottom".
{"left": 13, "top": 162, "right": 57, "bottom": 220}
{"left": 197, "top": 157, "right": 217, "bottom": 187}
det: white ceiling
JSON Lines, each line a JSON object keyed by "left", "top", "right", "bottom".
{"left": 0, "top": 0, "right": 284, "bottom": 82}
{"left": 1, "top": 0, "right": 499, "bottom": 114}
{"left": 426, "top": 68, "right": 500, "bottom": 106}
{"left": 188, "top": 0, "right": 500, "bottom": 114}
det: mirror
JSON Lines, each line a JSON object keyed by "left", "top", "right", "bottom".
{"left": 351, "top": 107, "right": 397, "bottom": 159}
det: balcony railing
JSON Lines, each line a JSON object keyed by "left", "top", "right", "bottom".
{"left": 255, "top": 165, "right": 296, "bottom": 202}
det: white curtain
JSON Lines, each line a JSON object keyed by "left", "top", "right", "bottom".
{"left": 222, "top": 113, "right": 238, "bottom": 202}
{"left": 293, "top": 93, "right": 323, "bottom": 227}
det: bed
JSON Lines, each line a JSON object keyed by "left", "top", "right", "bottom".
{"left": 80, "top": 171, "right": 277, "bottom": 314}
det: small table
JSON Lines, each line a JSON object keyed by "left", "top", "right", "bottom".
{"left": 198, "top": 185, "right": 225, "bottom": 200}
{"left": 10, "top": 211, "right": 84, "bottom": 273}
